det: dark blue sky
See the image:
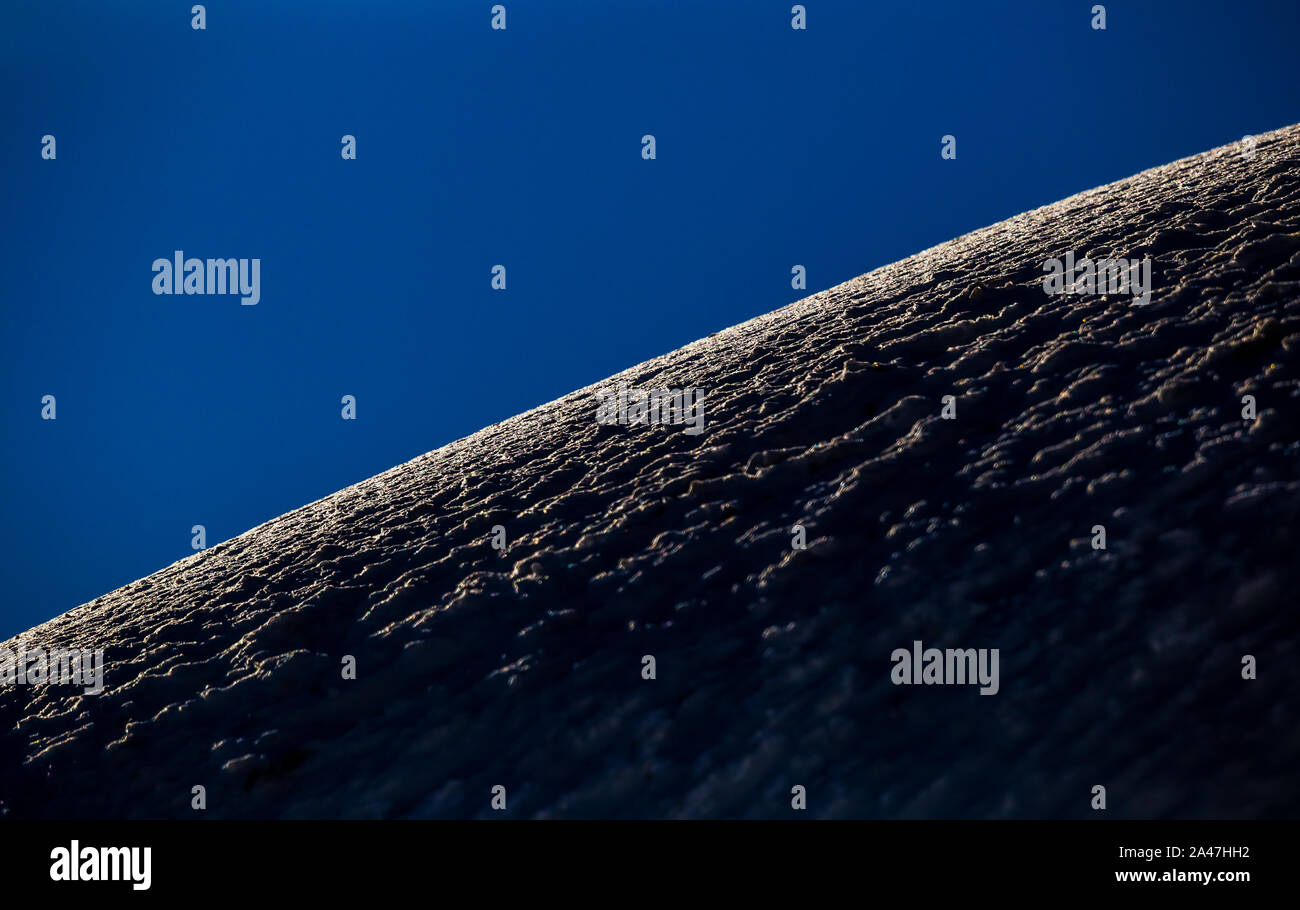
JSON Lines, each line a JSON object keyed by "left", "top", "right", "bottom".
{"left": 3, "top": 0, "right": 1298, "bottom": 638}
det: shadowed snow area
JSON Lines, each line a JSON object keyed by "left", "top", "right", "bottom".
{"left": 4, "top": 127, "right": 1300, "bottom": 819}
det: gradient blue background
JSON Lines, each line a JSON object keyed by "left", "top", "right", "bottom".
{"left": 2, "top": 0, "right": 1298, "bottom": 638}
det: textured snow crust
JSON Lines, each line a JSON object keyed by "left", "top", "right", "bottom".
{"left": 3, "top": 127, "right": 1299, "bottom": 818}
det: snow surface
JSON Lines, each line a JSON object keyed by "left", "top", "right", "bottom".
{"left": 3, "top": 126, "right": 1299, "bottom": 818}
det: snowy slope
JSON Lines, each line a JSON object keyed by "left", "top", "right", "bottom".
{"left": 3, "top": 126, "right": 1299, "bottom": 819}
